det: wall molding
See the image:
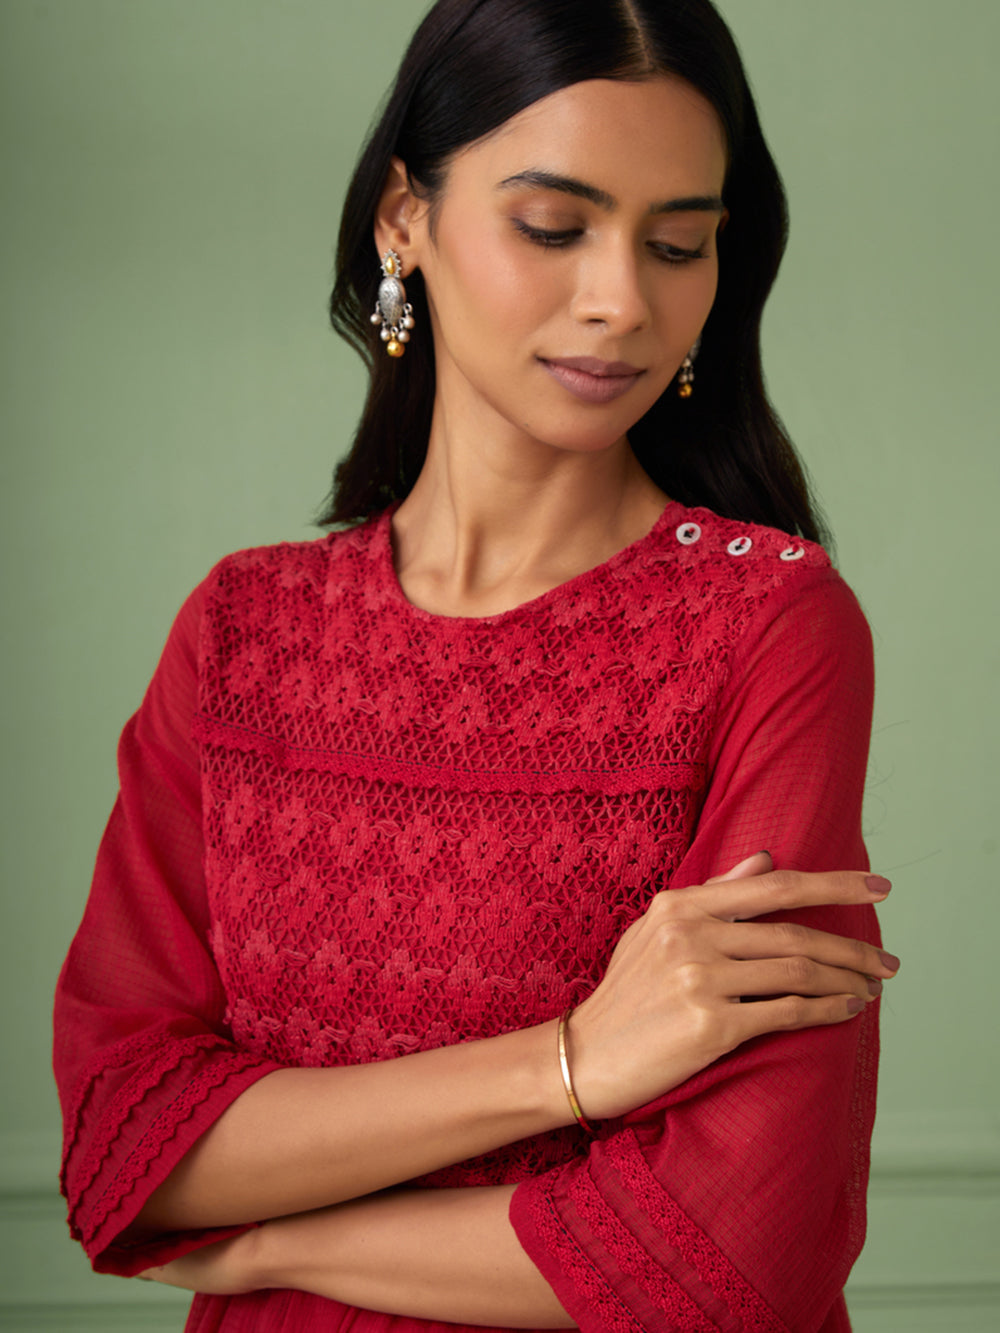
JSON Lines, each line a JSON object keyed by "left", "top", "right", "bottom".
{"left": 848, "top": 1282, "right": 1000, "bottom": 1309}
{"left": 2, "top": 1113, "right": 997, "bottom": 1331}
{"left": 0, "top": 1304, "right": 187, "bottom": 1331}
{"left": 867, "top": 1108, "right": 1000, "bottom": 1180}
{"left": 5, "top": 1110, "right": 997, "bottom": 1199}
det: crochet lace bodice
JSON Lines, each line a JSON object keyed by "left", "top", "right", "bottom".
{"left": 56, "top": 500, "right": 878, "bottom": 1333}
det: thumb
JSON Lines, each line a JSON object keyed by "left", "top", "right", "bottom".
{"left": 704, "top": 850, "right": 774, "bottom": 884}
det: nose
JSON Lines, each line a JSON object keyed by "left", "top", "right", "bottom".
{"left": 570, "top": 237, "right": 652, "bottom": 335}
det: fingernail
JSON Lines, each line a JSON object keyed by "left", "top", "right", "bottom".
{"left": 866, "top": 875, "right": 892, "bottom": 896}
{"left": 847, "top": 997, "right": 865, "bottom": 1015}
{"left": 866, "top": 978, "right": 882, "bottom": 997}
{"left": 879, "top": 951, "right": 901, "bottom": 972}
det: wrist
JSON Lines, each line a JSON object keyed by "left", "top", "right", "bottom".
{"left": 253, "top": 1206, "right": 356, "bottom": 1294}
{"left": 251, "top": 1218, "right": 291, "bottom": 1290}
{"left": 498, "top": 1016, "right": 577, "bottom": 1133}
{"left": 557, "top": 1008, "right": 596, "bottom": 1134}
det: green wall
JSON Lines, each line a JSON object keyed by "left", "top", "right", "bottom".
{"left": 1, "top": 1, "right": 996, "bottom": 1327}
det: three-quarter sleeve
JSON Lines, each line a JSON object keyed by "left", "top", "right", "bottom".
{"left": 53, "top": 582, "right": 282, "bottom": 1275}
{"left": 510, "top": 571, "right": 879, "bottom": 1333}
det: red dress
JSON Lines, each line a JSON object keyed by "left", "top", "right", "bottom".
{"left": 54, "top": 501, "right": 879, "bottom": 1331}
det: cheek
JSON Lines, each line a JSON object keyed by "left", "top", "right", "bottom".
{"left": 436, "top": 221, "right": 560, "bottom": 340}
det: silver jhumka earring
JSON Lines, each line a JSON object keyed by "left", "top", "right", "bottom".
{"left": 370, "top": 250, "right": 415, "bottom": 358}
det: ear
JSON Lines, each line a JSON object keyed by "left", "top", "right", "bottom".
{"left": 374, "top": 156, "right": 426, "bottom": 270}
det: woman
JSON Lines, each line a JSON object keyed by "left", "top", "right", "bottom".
{"left": 54, "top": 1, "right": 897, "bottom": 1329}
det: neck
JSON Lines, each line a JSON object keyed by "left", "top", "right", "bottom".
{"left": 390, "top": 404, "right": 668, "bottom": 618}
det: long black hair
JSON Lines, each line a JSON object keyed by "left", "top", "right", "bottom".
{"left": 322, "top": 0, "right": 825, "bottom": 544}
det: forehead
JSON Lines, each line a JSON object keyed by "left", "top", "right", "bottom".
{"left": 450, "top": 76, "right": 728, "bottom": 198}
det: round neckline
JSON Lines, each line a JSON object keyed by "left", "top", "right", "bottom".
{"left": 371, "top": 498, "right": 688, "bottom": 626}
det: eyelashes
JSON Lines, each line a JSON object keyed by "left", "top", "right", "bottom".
{"left": 511, "top": 218, "right": 707, "bottom": 265}
{"left": 649, "top": 242, "right": 708, "bottom": 265}
{"left": 511, "top": 219, "right": 582, "bottom": 247}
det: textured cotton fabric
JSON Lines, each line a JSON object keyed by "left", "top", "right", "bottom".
{"left": 55, "top": 500, "right": 879, "bottom": 1332}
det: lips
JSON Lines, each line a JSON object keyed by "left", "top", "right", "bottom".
{"left": 539, "top": 356, "right": 645, "bottom": 405}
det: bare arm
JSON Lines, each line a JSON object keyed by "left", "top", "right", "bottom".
{"left": 135, "top": 1020, "right": 568, "bottom": 1231}
{"left": 262, "top": 1187, "right": 575, "bottom": 1326}
{"left": 135, "top": 862, "right": 894, "bottom": 1234}
{"left": 145, "top": 1186, "right": 576, "bottom": 1328}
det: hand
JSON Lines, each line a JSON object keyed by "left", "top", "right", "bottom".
{"left": 568, "top": 853, "right": 896, "bottom": 1120}
{"left": 138, "top": 1227, "right": 263, "bottom": 1296}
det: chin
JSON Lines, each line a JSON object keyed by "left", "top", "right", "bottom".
{"left": 540, "top": 420, "right": 639, "bottom": 456}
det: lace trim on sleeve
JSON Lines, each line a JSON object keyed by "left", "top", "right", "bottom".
{"left": 567, "top": 1161, "right": 722, "bottom": 1332}
{"left": 61, "top": 1029, "right": 219, "bottom": 1198}
{"left": 603, "top": 1132, "right": 789, "bottom": 1332}
{"left": 522, "top": 1186, "right": 651, "bottom": 1333}
{"left": 63, "top": 1036, "right": 269, "bottom": 1251}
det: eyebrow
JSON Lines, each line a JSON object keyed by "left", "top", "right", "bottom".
{"left": 496, "top": 169, "right": 725, "bottom": 216}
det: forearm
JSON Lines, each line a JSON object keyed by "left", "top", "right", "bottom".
{"left": 135, "top": 1019, "right": 570, "bottom": 1232}
{"left": 257, "top": 1185, "right": 577, "bottom": 1328}
{"left": 135, "top": 861, "right": 891, "bottom": 1235}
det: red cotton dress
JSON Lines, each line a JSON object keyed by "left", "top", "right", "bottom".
{"left": 54, "top": 500, "right": 879, "bottom": 1333}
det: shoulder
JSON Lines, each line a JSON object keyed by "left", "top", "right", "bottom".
{"left": 652, "top": 502, "right": 829, "bottom": 579}
{"left": 144, "top": 537, "right": 341, "bottom": 698}
{"left": 632, "top": 501, "right": 870, "bottom": 670}
{"left": 190, "top": 520, "right": 393, "bottom": 686}
{"left": 644, "top": 502, "right": 864, "bottom": 622}
{"left": 204, "top": 532, "right": 341, "bottom": 599}
{"left": 198, "top": 521, "right": 383, "bottom": 618}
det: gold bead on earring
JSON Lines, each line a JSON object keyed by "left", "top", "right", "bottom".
{"left": 677, "top": 336, "right": 701, "bottom": 399}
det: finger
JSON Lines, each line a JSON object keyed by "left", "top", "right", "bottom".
{"left": 727, "top": 992, "right": 867, "bottom": 1046}
{"left": 720, "top": 918, "right": 899, "bottom": 978}
{"left": 704, "top": 850, "right": 774, "bottom": 885}
{"left": 726, "top": 957, "right": 882, "bottom": 1003}
{"left": 697, "top": 868, "right": 891, "bottom": 923}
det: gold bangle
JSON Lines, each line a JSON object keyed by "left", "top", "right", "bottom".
{"left": 557, "top": 1007, "right": 595, "bottom": 1135}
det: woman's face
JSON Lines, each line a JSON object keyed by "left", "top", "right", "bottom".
{"left": 395, "top": 75, "right": 728, "bottom": 458}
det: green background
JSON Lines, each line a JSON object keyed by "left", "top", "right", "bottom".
{"left": 1, "top": 1, "right": 997, "bottom": 1327}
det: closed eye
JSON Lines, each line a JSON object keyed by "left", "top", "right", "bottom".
{"left": 649, "top": 242, "right": 708, "bottom": 265}
{"left": 511, "top": 219, "right": 583, "bottom": 247}
{"left": 513, "top": 219, "right": 708, "bottom": 266}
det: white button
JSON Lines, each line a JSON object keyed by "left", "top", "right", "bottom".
{"left": 676, "top": 522, "right": 702, "bottom": 546}
{"left": 780, "top": 545, "right": 806, "bottom": 562}
{"left": 727, "top": 536, "right": 753, "bottom": 556}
